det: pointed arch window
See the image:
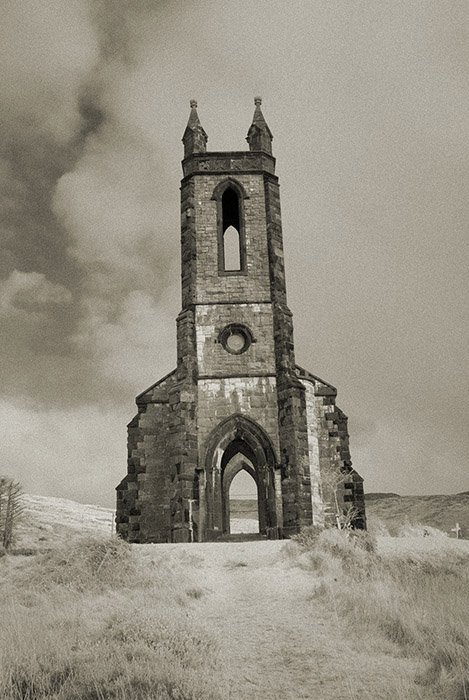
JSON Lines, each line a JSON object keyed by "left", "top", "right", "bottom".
{"left": 212, "top": 180, "right": 248, "bottom": 275}
{"left": 223, "top": 225, "right": 241, "bottom": 271}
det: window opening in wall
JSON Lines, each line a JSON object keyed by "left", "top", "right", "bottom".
{"left": 222, "top": 187, "right": 242, "bottom": 271}
{"left": 223, "top": 226, "right": 241, "bottom": 270}
{"left": 219, "top": 323, "right": 253, "bottom": 355}
{"left": 229, "top": 469, "right": 259, "bottom": 534}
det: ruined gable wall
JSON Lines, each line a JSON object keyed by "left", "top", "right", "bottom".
{"left": 296, "top": 366, "right": 365, "bottom": 528}
{"left": 116, "top": 371, "right": 176, "bottom": 543}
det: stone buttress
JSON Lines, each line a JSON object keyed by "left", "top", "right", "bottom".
{"left": 116, "top": 99, "right": 366, "bottom": 542}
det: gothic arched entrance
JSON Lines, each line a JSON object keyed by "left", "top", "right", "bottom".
{"left": 199, "top": 414, "right": 281, "bottom": 541}
{"left": 227, "top": 464, "right": 259, "bottom": 534}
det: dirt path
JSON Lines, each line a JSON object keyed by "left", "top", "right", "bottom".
{"left": 138, "top": 540, "right": 422, "bottom": 700}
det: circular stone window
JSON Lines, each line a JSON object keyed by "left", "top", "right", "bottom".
{"left": 219, "top": 324, "right": 254, "bottom": 355}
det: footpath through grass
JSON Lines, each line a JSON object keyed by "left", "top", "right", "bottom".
{"left": 1, "top": 531, "right": 468, "bottom": 699}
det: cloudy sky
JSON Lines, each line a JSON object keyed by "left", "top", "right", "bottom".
{"left": 1, "top": 0, "right": 467, "bottom": 507}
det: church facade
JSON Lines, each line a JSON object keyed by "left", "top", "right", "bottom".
{"left": 116, "top": 99, "right": 365, "bottom": 543}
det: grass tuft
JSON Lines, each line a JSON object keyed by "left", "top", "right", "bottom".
{"left": 294, "top": 526, "right": 469, "bottom": 698}
{"left": 185, "top": 587, "right": 205, "bottom": 599}
{"left": 0, "top": 534, "right": 223, "bottom": 699}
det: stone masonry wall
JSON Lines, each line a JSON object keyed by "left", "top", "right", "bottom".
{"left": 296, "top": 366, "right": 366, "bottom": 529}
{"left": 263, "top": 173, "right": 313, "bottom": 535}
{"left": 301, "top": 377, "right": 325, "bottom": 527}
{"left": 166, "top": 371, "right": 199, "bottom": 543}
{"left": 197, "top": 376, "right": 280, "bottom": 461}
{"left": 116, "top": 371, "right": 176, "bottom": 542}
{"left": 195, "top": 303, "right": 276, "bottom": 377}
{"left": 193, "top": 172, "right": 272, "bottom": 303}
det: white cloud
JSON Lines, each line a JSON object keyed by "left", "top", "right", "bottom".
{"left": 0, "top": 270, "right": 72, "bottom": 317}
{"left": 53, "top": 127, "right": 166, "bottom": 284}
{"left": 72, "top": 289, "right": 176, "bottom": 387}
{"left": 1, "top": 0, "right": 468, "bottom": 506}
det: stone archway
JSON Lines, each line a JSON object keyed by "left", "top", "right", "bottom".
{"left": 225, "top": 462, "right": 259, "bottom": 534}
{"left": 200, "top": 414, "right": 281, "bottom": 541}
{"left": 222, "top": 453, "right": 259, "bottom": 535}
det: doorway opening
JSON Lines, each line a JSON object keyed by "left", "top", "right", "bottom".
{"left": 228, "top": 467, "right": 259, "bottom": 534}
{"left": 203, "top": 414, "right": 280, "bottom": 541}
{"left": 221, "top": 439, "right": 268, "bottom": 537}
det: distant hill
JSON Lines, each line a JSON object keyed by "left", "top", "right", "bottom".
{"left": 15, "top": 494, "right": 114, "bottom": 549}
{"left": 231, "top": 492, "right": 469, "bottom": 538}
{"left": 12, "top": 491, "right": 468, "bottom": 549}
{"left": 364, "top": 492, "right": 400, "bottom": 500}
{"left": 230, "top": 499, "right": 258, "bottom": 517}
{"left": 365, "top": 492, "right": 469, "bottom": 537}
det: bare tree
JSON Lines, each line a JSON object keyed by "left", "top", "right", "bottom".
{"left": 337, "top": 505, "right": 361, "bottom": 531}
{"left": 320, "top": 462, "right": 355, "bottom": 530}
{"left": 0, "top": 477, "right": 24, "bottom": 551}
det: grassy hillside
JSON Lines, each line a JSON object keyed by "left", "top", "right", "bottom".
{"left": 2, "top": 492, "right": 469, "bottom": 697}
{"left": 231, "top": 492, "right": 469, "bottom": 538}
{"left": 0, "top": 535, "right": 223, "bottom": 699}
{"left": 11, "top": 490, "right": 469, "bottom": 551}
{"left": 2, "top": 526, "right": 469, "bottom": 698}
{"left": 365, "top": 492, "right": 469, "bottom": 538}
{"left": 14, "top": 494, "right": 114, "bottom": 549}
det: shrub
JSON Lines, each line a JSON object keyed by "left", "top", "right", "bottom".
{"left": 0, "top": 534, "right": 224, "bottom": 700}
{"left": 293, "top": 525, "right": 377, "bottom": 555}
{"left": 292, "top": 526, "right": 379, "bottom": 582}
{"left": 291, "top": 524, "right": 325, "bottom": 550}
{"left": 10, "top": 547, "right": 37, "bottom": 556}
{"left": 295, "top": 527, "right": 469, "bottom": 698}
{"left": 27, "top": 535, "right": 136, "bottom": 592}
{"left": 348, "top": 529, "right": 377, "bottom": 553}
{"left": 398, "top": 521, "right": 448, "bottom": 538}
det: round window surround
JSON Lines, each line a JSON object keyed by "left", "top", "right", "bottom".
{"left": 219, "top": 324, "right": 254, "bottom": 355}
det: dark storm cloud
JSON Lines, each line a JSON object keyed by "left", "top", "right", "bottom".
{"left": 1, "top": 1, "right": 180, "bottom": 503}
{"left": 1, "top": 0, "right": 179, "bottom": 407}
{"left": 0, "top": 1, "right": 100, "bottom": 402}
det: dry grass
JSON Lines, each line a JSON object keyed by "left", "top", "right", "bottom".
{"left": 3, "top": 490, "right": 469, "bottom": 700}
{"left": 13, "top": 495, "right": 114, "bottom": 552}
{"left": 365, "top": 492, "right": 469, "bottom": 538}
{"left": 293, "top": 526, "right": 469, "bottom": 699}
{"left": 0, "top": 534, "right": 223, "bottom": 700}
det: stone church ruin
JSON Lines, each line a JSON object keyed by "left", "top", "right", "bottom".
{"left": 116, "top": 98, "right": 366, "bottom": 543}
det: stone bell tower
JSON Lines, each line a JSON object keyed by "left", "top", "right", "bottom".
{"left": 116, "top": 98, "right": 365, "bottom": 543}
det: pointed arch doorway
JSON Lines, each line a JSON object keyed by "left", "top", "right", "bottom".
{"left": 227, "top": 463, "right": 259, "bottom": 535}
{"left": 222, "top": 448, "right": 260, "bottom": 536}
{"left": 200, "top": 414, "right": 281, "bottom": 541}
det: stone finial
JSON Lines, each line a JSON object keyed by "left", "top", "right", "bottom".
{"left": 182, "top": 99, "right": 208, "bottom": 158}
{"left": 246, "top": 97, "right": 273, "bottom": 155}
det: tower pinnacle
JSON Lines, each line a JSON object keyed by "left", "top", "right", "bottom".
{"left": 182, "top": 99, "right": 208, "bottom": 158}
{"left": 246, "top": 96, "right": 273, "bottom": 155}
